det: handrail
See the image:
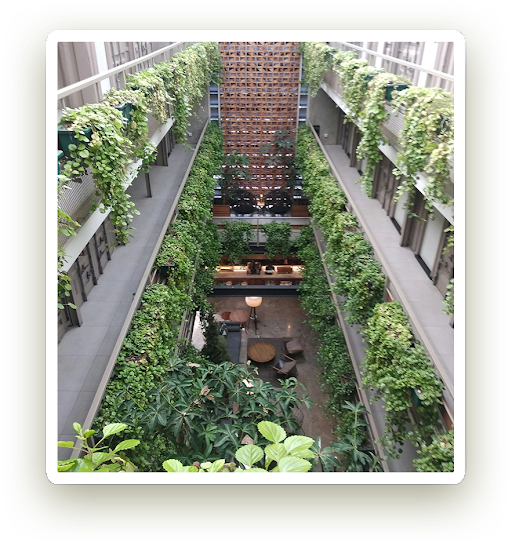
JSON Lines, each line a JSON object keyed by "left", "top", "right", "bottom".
{"left": 57, "top": 42, "right": 188, "bottom": 101}
{"left": 70, "top": 118, "right": 211, "bottom": 458}
{"left": 328, "top": 42, "right": 455, "bottom": 82}
{"left": 306, "top": 120, "right": 454, "bottom": 416}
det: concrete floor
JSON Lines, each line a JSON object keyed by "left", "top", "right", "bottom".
{"left": 209, "top": 296, "right": 338, "bottom": 458}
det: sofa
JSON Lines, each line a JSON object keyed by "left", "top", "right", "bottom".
{"left": 218, "top": 320, "right": 242, "bottom": 364}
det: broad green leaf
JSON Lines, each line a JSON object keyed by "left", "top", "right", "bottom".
{"left": 73, "top": 458, "right": 96, "bottom": 472}
{"left": 258, "top": 421, "right": 286, "bottom": 444}
{"left": 277, "top": 456, "right": 312, "bottom": 473}
{"left": 162, "top": 459, "right": 184, "bottom": 472}
{"left": 73, "top": 422, "right": 83, "bottom": 435}
{"left": 236, "top": 445, "right": 264, "bottom": 468}
{"left": 186, "top": 466, "right": 199, "bottom": 472}
{"left": 284, "top": 435, "right": 315, "bottom": 455}
{"left": 102, "top": 423, "right": 127, "bottom": 438}
{"left": 57, "top": 441, "right": 75, "bottom": 448}
{"left": 208, "top": 459, "right": 226, "bottom": 472}
{"left": 114, "top": 439, "right": 140, "bottom": 452}
{"left": 264, "top": 443, "right": 288, "bottom": 463}
{"left": 84, "top": 429, "right": 96, "bottom": 439}
{"left": 241, "top": 468, "right": 268, "bottom": 472}
{"left": 57, "top": 461, "right": 76, "bottom": 472}
{"left": 91, "top": 452, "right": 112, "bottom": 465}
{"left": 288, "top": 448, "right": 315, "bottom": 460}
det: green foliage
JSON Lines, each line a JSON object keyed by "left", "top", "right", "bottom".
{"left": 296, "top": 126, "right": 384, "bottom": 324}
{"left": 262, "top": 221, "right": 292, "bottom": 259}
{"left": 356, "top": 72, "right": 412, "bottom": 196}
{"left": 58, "top": 422, "right": 139, "bottom": 472}
{"left": 299, "top": 42, "right": 333, "bottom": 97}
{"left": 115, "top": 357, "right": 312, "bottom": 470}
{"left": 332, "top": 402, "right": 383, "bottom": 472}
{"left": 222, "top": 221, "right": 253, "bottom": 264}
{"left": 332, "top": 50, "right": 383, "bottom": 122}
{"left": 200, "top": 308, "right": 232, "bottom": 364}
{"left": 413, "top": 428, "right": 454, "bottom": 472}
{"left": 361, "top": 301, "right": 444, "bottom": 457}
{"left": 294, "top": 227, "right": 337, "bottom": 333}
{"left": 59, "top": 102, "right": 137, "bottom": 244}
{"left": 391, "top": 87, "right": 454, "bottom": 216}
{"left": 162, "top": 421, "right": 314, "bottom": 472}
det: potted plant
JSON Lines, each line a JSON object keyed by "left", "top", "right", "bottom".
{"left": 58, "top": 123, "right": 92, "bottom": 157}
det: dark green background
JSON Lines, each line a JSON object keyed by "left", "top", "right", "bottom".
{"left": 6, "top": 6, "right": 505, "bottom": 539}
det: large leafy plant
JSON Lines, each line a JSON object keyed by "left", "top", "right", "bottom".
{"left": 163, "top": 421, "right": 315, "bottom": 473}
{"left": 114, "top": 355, "right": 312, "bottom": 470}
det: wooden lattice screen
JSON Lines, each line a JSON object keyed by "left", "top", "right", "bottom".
{"left": 219, "top": 42, "right": 301, "bottom": 192}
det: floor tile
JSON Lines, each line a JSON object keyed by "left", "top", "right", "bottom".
{"left": 58, "top": 326, "right": 109, "bottom": 356}
{"left": 58, "top": 355, "right": 95, "bottom": 391}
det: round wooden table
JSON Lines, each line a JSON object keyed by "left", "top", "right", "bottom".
{"left": 247, "top": 342, "right": 276, "bottom": 363}
{"left": 230, "top": 309, "right": 250, "bottom": 328}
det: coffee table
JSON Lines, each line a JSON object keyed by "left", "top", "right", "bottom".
{"left": 230, "top": 309, "right": 250, "bottom": 328}
{"left": 247, "top": 342, "right": 276, "bottom": 363}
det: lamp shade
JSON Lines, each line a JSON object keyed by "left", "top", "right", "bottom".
{"left": 245, "top": 296, "right": 262, "bottom": 308}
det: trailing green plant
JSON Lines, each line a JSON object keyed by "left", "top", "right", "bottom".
{"left": 442, "top": 225, "right": 454, "bottom": 316}
{"left": 356, "top": 72, "right": 411, "bottom": 196}
{"left": 299, "top": 42, "right": 333, "bottom": 97}
{"left": 331, "top": 50, "right": 383, "bottom": 122}
{"left": 317, "top": 325, "right": 356, "bottom": 426}
{"left": 261, "top": 221, "right": 292, "bottom": 259}
{"left": 58, "top": 422, "right": 139, "bottom": 472}
{"left": 163, "top": 421, "right": 315, "bottom": 472}
{"left": 136, "top": 42, "right": 222, "bottom": 147}
{"left": 361, "top": 301, "right": 444, "bottom": 458}
{"left": 413, "top": 428, "right": 454, "bottom": 472}
{"left": 295, "top": 227, "right": 337, "bottom": 332}
{"left": 57, "top": 180, "right": 80, "bottom": 310}
{"left": 391, "top": 87, "right": 454, "bottom": 216}
{"left": 59, "top": 103, "right": 139, "bottom": 244}
{"left": 222, "top": 221, "right": 253, "bottom": 264}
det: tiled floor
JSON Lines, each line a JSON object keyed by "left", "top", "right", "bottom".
{"left": 57, "top": 143, "right": 194, "bottom": 460}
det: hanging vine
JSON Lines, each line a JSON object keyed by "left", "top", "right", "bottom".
{"left": 356, "top": 72, "right": 411, "bottom": 197}
{"left": 298, "top": 42, "right": 333, "bottom": 97}
{"left": 391, "top": 87, "right": 454, "bottom": 216}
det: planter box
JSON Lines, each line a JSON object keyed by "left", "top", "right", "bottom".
{"left": 114, "top": 102, "right": 132, "bottom": 125}
{"left": 411, "top": 387, "right": 424, "bottom": 407}
{"left": 58, "top": 150, "right": 63, "bottom": 175}
{"left": 58, "top": 126, "right": 92, "bottom": 157}
{"left": 437, "top": 114, "right": 451, "bottom": 135}
{"left": 213, "top": 204, "right": 231, "bottom": 217}
{"left": 385, "top": 84, "right": 409, "bottom": 101}
{"left": 291, "top": 204, "right": 310, "bottom": 217}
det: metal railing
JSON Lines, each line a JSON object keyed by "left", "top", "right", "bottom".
{"left": 329, "top": 42, "right": 454, "bottom": 83}
{"left": 58, "top": 42, "right": 191, "bottom": 108}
